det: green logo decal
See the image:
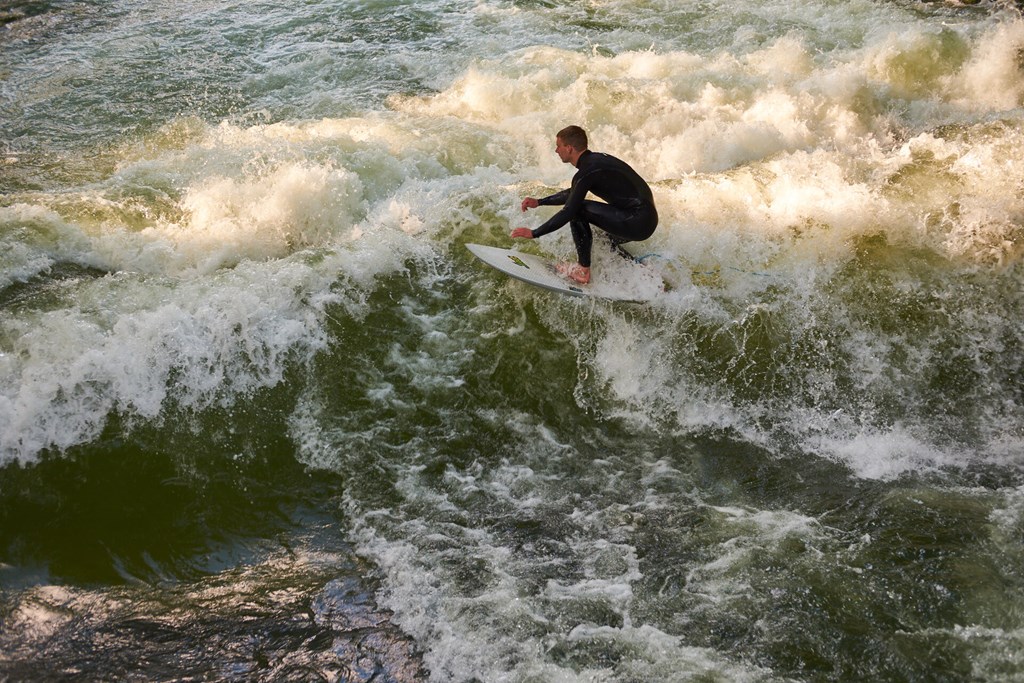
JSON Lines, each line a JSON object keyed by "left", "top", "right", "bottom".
{"left": 507, "top": 255, "right": 529, "bottom": 269}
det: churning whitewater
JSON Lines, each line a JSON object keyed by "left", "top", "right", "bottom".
{"left": 2, "top": 0, "right": 1024, "bottom": 680}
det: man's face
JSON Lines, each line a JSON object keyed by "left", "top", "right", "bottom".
{"left": 555, "top": 137, "right": 574, "bottom": 164}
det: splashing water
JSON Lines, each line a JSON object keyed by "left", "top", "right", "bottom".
{"left": 2, "top": 0, "right": 1024, "bottom": 680}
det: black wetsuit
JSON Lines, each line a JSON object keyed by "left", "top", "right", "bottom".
{"left": 530, "top": 150, "right": 658, "bottom": 267}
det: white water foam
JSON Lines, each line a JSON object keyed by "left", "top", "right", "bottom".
{"left": 342, "top": 438, "right": 780, "bottom": 682}
{"left": 3, "top": 0, "right": 1022, "bottom": 479}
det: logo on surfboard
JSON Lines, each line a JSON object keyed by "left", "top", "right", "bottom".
{"left": 506, "top": 255, "right": 530, "bottom": 269}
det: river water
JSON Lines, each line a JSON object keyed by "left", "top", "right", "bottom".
{"left": 2, "top": 0, "right": 1023, "bottom": 680}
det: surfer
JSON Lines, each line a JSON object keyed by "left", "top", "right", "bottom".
{"left": 511, "top": 125, "right": 658, "bottom": 284}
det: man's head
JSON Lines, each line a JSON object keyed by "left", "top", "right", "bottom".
{"left": 555, "top": 125, "right": 588, "bottom": 165}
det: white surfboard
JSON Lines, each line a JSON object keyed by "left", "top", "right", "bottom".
{"left": 466, "top": 243, "right": 661, "bottom": 303}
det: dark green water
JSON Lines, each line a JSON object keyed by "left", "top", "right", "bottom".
{"left": 2, "top": 0, "right": 1024, "bottom": 680}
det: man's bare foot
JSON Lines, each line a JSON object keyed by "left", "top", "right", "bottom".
{"left": 556, "top": 262, "right": 591, "bottom": 284}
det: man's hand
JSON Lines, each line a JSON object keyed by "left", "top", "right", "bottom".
{"left": 510, "top": 227, "right": 534, "bottom": 239}
{"left": 520, "top": 197, "right": 540, "bottom": 212}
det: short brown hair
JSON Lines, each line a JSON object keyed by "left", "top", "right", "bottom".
{"left": 556, "top": 125, "right": 588, "bottom": 151}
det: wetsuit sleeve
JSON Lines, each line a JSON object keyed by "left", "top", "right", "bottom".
{"left": 537, "top": 189, "right": 570, "bottom": 206}
{"left": 530, "top": 173, "right": 595, "bottom": 238}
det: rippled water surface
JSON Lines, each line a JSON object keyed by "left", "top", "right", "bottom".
{"left": 2, "top": 0, "right": 1024, "bottom": 680}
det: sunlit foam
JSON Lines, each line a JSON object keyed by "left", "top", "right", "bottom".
{"left": 953, "top": 20, "right": 1024, "bottom": 111}
{"left": 161, "top": 161, "right": 364, "bottom": 273}
{"left": 4, "top": 9, "right": 1024, "bottom": 479}
{"left": 0, "top": 257, "right": 342, "bottom": 464}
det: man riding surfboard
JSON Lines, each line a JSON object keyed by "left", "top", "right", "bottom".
{"left": 511, "top": 125, "right": 658, "bottom": 285}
